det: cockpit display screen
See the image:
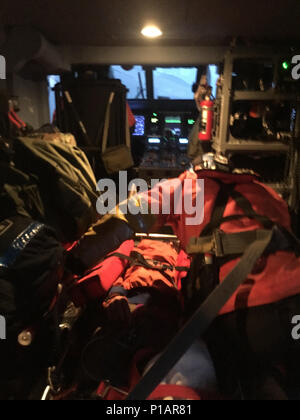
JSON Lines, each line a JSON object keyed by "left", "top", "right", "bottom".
{"left": 165, "top": 116, "right": 182, "bottom": 136}
{"left": 133, "top": 115, "right": 145, "bottom": 136}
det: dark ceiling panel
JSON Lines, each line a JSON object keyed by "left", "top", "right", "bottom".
{"left": 186, "top": 0, "right": 300, "bottom": 40}
{"left": 0, "top": 0, "right": 299, "bottom": 46}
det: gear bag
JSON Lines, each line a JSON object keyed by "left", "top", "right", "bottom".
{"left": 0, "top": 161, "right": 44, "bottom": 222}
{"left": 183, "top": 178, "right": 300, "bottom": 309}
{"left": 13, "top": 137, "right": 99, "bottom": 242}
{"left": 0, "top": 216, "right": 64, "bottom": 337}
{"left": 0, "top": 216, "right": 64, "bottom": 384}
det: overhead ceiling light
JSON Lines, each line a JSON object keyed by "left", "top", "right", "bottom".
{"left": 141, "top": 25, "right": 163, "bottom": 39}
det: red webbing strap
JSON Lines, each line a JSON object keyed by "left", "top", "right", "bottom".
{"left": 10, "top": 110, "right": 26, "bottom": 128}
{"left": 8, "top": 111, "right": 22, "bottom": 129}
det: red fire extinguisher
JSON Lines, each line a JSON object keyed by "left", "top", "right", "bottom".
{"left": 198, "top": 97, "right": 214, "bottom": 141}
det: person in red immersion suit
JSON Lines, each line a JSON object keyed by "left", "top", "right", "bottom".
{"left": 100, "top": 240, "right": 189, "bottom": 369}
{"left": 77, "top": 240, "right": 191, "bottom": 396}
{"left": 102, "top": 240, "right": 186, "bottom": 327}
{"left": 68, "top": 153, "right": 300, "bottom": 400}
{"left": 99, "top": 240, "right": 220, "bottom": 401}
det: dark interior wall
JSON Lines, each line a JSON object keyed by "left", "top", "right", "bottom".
{"left": 1, "top": 74, "right": 50, "bottom": 130}
{"left": 60, "top": 45, "right": 226, "bottom": 66}
{"left": 11, "top": 74, "right": 50, "bottom": 129}
{"left": 0, "top": 25, "right": 66, "bottom": 130}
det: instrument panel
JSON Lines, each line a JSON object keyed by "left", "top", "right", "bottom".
{"left": 132, "top": 111, "right": 195, "bottom": 182}
{"left": 132, "top": 111, "right": 197, "bottom": 147}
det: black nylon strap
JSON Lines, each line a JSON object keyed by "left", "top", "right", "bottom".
{"left": 126, "top": 228, "right": 274, "bottom": 401}
{"left": 201, "top": 182, "right": 235, "bottom": 237}
{"left": 63, "top": 91, "right": 92, "bottom": 146}
{"left": 201, "top": 181, "right": 274, "bottom": 238}
{"left": 229, "top": 189, "right": 273, "bottom": 229}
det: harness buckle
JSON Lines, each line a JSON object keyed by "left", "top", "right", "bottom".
{"left": 212, "top": 230, "right": 225, "bottom": 257}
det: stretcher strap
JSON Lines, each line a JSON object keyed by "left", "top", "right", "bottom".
{"left": 110, "top": 251, "right": 189, "bottom": 289}
{"left": 111, "top": 251, "right": 189, "bottom": 273}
